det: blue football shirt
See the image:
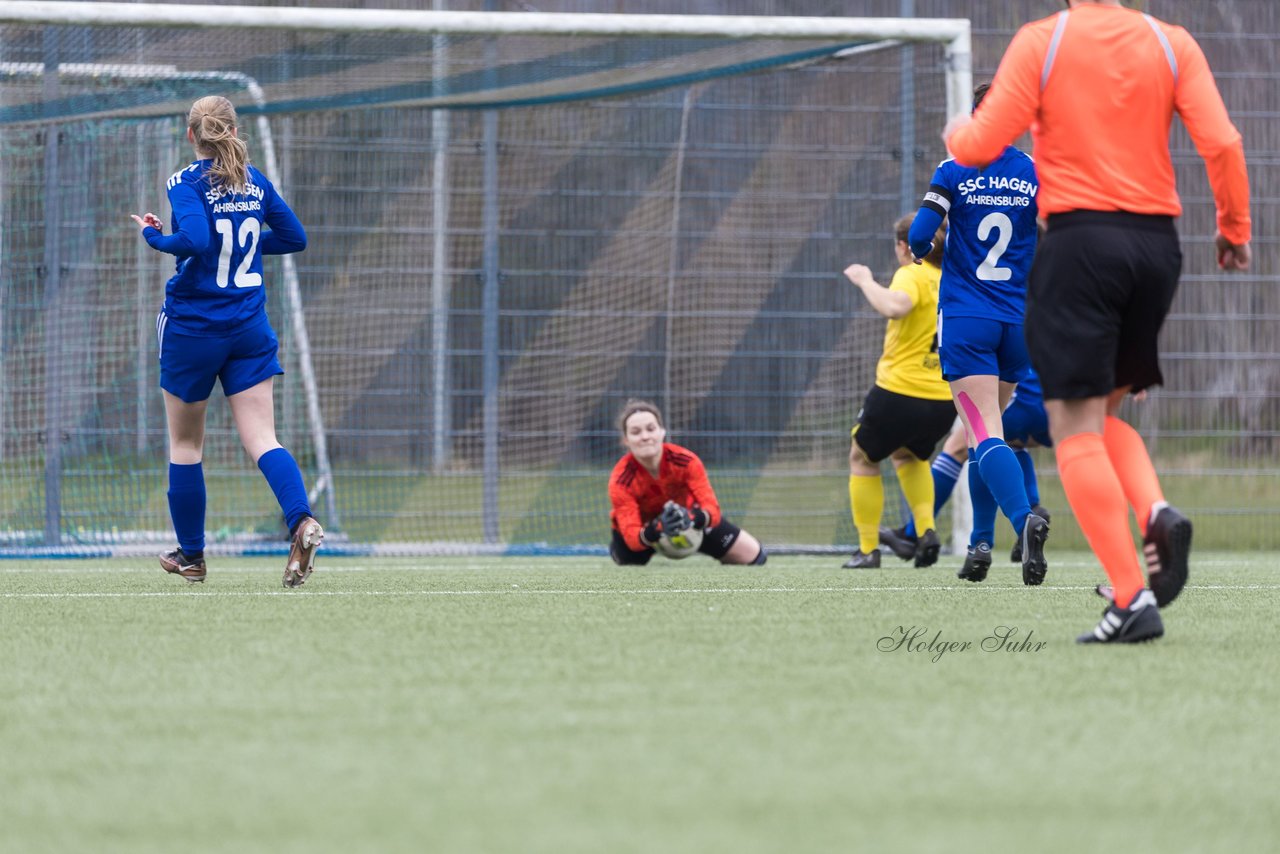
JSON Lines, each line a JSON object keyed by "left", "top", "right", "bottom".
{"left": 910, "top": 146, "right": 1039, "bottom": 324}
{"left": 145, "top": 160, "right": 306, "bottom": 336}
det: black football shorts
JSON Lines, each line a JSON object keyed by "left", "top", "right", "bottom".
{"left": 852, "top": 384, "right": 956, "bottom": 463}
{"left": 1026, "top": 211, "right": 1182, "bottom": 400}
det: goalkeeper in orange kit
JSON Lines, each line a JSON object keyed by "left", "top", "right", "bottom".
{"left": 608, "top": 399, "right": 766, "bottom": 566}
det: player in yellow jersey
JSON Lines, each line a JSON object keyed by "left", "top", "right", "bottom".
{"left": 841, "top": 215, "right": 954, "bottom": 568}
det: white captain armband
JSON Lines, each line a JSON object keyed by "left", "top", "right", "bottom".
{"left": 921, "top": 189, "right": 951, "bottom": 216}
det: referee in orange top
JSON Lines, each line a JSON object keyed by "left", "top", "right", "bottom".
{"left": 945, "top": 0, "right": 1251, "bottom": 644}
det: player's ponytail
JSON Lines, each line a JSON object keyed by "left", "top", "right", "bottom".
{"left": 188, "top": 95, "right": 249, "bottom": 195}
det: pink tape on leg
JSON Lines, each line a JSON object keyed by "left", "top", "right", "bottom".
{"left": 957, "top": 391, "right": 989, "bottom": 444}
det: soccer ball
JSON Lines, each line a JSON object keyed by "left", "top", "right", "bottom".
{"left": 656, "top": 526, "right": 703, "bottom": 559}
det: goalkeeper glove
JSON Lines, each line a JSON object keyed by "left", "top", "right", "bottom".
{"left": 642, "top": 517, "right": 663, "bottom": 546}
{"left": 659, "top": 500, "right": 693, "bottom": 535}
{"left": 690, "top": 507, "right": 710, "bottom": 530}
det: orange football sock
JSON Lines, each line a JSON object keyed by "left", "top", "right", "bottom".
{"left": 1102, "top": 415, "right": 1165, "bottom": 535}
{"left": 1056, "top": 432, "right": 1144, "bottom": 609}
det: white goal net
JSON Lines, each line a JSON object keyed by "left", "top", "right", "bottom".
{"left": 0, "top": 2, "right": 971, "bottom": 555}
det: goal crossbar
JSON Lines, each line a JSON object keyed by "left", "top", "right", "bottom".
{"left": 2, "top": 2, "right": 968, "bottom": 39}
{"left": 0, "top": 2, "right": 973, "bottom": 117}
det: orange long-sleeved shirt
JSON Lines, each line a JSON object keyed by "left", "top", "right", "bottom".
{"left": 608, "top": 443, "right": 721, "bottom": 552}
{"left": 947, "top": 3, "right": 1250, "bottom": 246}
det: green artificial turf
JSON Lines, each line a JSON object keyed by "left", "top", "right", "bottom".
{"left": 2, "top": 554, "right": 1277, "bottom": 854}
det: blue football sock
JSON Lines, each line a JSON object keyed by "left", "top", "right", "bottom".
{"left": 167, "top": 462, "right": 206, "bottom": 555}
{"left": 931, "top": 451, "right": 965, "bottom": 514}
{"left": 257, "top": 447, "right": 313, "bottom": 533}
{"left": 1014, "top": 448, "right": 1041, "bottom": 506}
{"left": 904, "top": 451, "right": 964, "bottom": 539}
{"left": 967, "top": 448, "right": 997, "bottom": 548}
{"left": 975, "top": 438, "right": 1032, "bottom": 535}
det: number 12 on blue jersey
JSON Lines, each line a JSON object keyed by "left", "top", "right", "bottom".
{"left": 214, "top": 217, "right": 262, "bottom": 288}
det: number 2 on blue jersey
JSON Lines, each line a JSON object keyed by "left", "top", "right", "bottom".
{"left": 214, "top": 217, "right": 262, "bottom": 288}
{"left": 975, "top": 212, "right": 1013, "bottom": 282}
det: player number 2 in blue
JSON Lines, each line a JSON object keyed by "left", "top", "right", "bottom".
{"left": 214, "top": 217, "right": 263, "bottom": 289}
{"left": 975, "top": 212, "right": 1013, "bottom": 282}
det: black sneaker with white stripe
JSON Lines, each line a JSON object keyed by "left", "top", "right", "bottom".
{"left": 159, "top": 548, "right": 207, "bottom": 583}
{"left": 1144, "top": 504, "right": 1191, "bottom": 607}
{"left": 1077, "top": 588, "right": 1164, "bottom": 644}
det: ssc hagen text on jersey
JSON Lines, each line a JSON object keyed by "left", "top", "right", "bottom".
{"left": 209, "top": 182, "right": 265, "bottom": 214}
{"left": 920, "top": 146, "right": 1040, "bottom": 325}
{"left": 951, "top": 174, "right": 1038, "bottom": 208}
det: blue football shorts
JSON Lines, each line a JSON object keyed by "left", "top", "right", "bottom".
{"left": 938, "top": 314, "right": 1031, "bottom": 384}
{"left": 1001, "top": 394, "right": 1052, "bottom": 448}
{"left": 158, "top": 312, "right": 283, "bottom": 403}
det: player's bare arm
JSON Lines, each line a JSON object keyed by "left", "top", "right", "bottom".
{"left": 844, "top": 263, "right": 913, "bottom": 319}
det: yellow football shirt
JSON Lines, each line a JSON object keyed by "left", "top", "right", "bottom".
{"left": 873, "top": 263, "right": 951, "bottom": 401}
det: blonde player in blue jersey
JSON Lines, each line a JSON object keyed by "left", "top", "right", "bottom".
{"left": 131, "top": 95, "right": 323, "bottom": 588}
{"left": 907, "top": 83, "right": 1048, "bottom": 585}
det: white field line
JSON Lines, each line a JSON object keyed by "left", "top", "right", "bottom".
{"left": 0, "top": 557, "right": 1267, "bottom": 575}
{"left": 0, "top": 563, "right": 508, "bottom": 574}
{"left": 3, "top": 583, "right": 1278, "bottom": 599}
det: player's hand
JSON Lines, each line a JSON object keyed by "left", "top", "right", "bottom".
{"left": 131, "top": 212, "right": 163, "bottom": 232}
{"left": 659, "top": 500, "right": 693, "bottom": 535}
{"left": 843, "top": 263, "right": 873, "bottom": 289}
{"left": 1215, "top": 232, "right": 1250, "bottom": 271}
{"left": 690, "top": 507, "right": 710, "bottom": 530}
{"left": 642, "top": 517, "right": 663, "bottom": 546}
